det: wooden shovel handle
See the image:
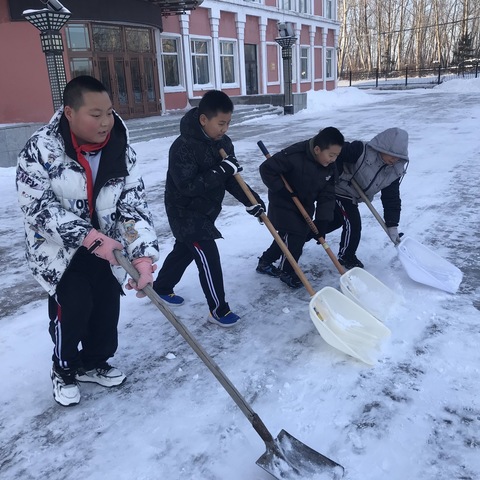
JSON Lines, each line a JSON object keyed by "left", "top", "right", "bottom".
{"left": 219, "top": 148, "right": 315, "bottom": 296}
{"left": 281, "top": 175, "right": 346, "bottom": 276}
{"left": 257, "top": 141, "right": 346, "bottom": 275}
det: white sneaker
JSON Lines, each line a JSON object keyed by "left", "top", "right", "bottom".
{"left": 76, "top": 363, "right": 126, "bottom": 387}
{"left": 51, "top": 365, "right": 81, "bottom": 407}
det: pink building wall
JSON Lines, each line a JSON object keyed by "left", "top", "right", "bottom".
{"left": 0, "top": 0, "right": 57, "bottom": 123}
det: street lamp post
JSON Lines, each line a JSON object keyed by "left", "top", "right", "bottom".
{"left": 23, "top": 2, "right": 71, "bottom": 111}
{"left": 275, "top": 22, "right": 297, "bottom": 115}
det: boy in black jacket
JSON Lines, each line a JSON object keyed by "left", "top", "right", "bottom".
{"left": 256, "top": 127, "right": 344, "bottom": 288}
{"left": 153, "top": 90, "right": 265, "bottom": 326}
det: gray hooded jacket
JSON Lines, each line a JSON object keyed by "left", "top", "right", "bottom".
{"left": 335, "top": 128, "right": 409, "bottom": 226}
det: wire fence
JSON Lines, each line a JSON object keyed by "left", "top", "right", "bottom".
{"left": 339, "top": 63, "right": 480, "bottom": 89}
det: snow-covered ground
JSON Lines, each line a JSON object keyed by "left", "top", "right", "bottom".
{"left": 1, "top": 79, "right": 479, "bottom": 480}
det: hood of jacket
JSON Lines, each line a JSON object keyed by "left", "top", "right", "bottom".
{"left": 367, "top": 127, "right": 409, "bottom": 160}
{"left": 179, "top": 107, "right": 209, "bottom": 142}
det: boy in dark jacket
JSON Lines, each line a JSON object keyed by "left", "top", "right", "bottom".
{"left": 256, "top": 127, "right": 344, "bottom": 288}
{"left": 16, "top": 76, "right": 159, "bottom": 407}
{"left": 153, "top": 90, "right": 265, "bottom": 327}
{"left": 326, "top": 127, "right": 409, "bottom": 269}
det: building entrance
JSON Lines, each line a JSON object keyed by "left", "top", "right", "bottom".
{"left": 65, "top": 23, "right": 161, "bottom": 118}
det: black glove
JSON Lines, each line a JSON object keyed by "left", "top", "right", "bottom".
{"left": 306, "top": 220, "right": 326, "bottom": 243}
{"left": 213, "top": 155, "right": 243, "bottom": 176}
{"left": 246, "top": 204, "right": 264, "bottom": 217}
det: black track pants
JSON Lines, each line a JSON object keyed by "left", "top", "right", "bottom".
{"left": 326, "top": 197, "right": 362, "bottom": 259}
{"left": 260, "top": 231, "right": 306, "bottom": 275}
{"left": 48, "top": 250, "right": 121, "bottom": 371}
{"left": 153, "top": 239, "right": 230, "bottom": 317}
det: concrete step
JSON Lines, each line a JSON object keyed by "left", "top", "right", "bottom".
{"left": 126, "top": 104, "right": 282, "bottom": 143}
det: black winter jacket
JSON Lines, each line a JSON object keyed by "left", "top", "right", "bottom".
{"left": 259, "top": 139, "right": 336, "bottom": 236}
{"left": 164, "top": 107, "right": 262, "bottom": 242}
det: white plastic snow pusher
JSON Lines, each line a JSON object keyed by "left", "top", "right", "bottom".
{"left": 350, "top": 178, "right": 463, "bottom": 294}
{"left": 339, "top": 267, "right": 398, "bottom": 323}
{"left": 396, "top": 236, "right": 463, "bottom": 293}
{"left": 309, "top": 287, "right": 391, "bottom": 365}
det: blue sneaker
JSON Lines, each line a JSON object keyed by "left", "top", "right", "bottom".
{"left": 159, "top": 293, "right": 185, "bottom": 306}
{"left": 208, "top": 310, "right": 240, "bottom": 328}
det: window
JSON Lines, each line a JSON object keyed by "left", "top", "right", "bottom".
{"left": 300, "top": 47, "right": 310, "bottom": 80}
{"left": 220, "top": 41, "right": 236, "bottom": 84}
{"left": 66, "top": 24, "right": 90, "bottom": 51}
{"left": 162, "top": 38, "right": 182, "bottom": 87}
{"left": 325, "top": 0, "right": 333, "bottom": 19}
{"left": 191, "top": 39, "right": 211, "bottom": 85}
{"left": 326, "top": 49, "right": 334, "bottom": 78}
{"left": 70, "top": 58, "right": 93, "bottom": 77}
{"left": 92, "top": 25, "right": 123, "bottom": 52}
{"left": 281, "top": 0, "right": 294, "bottom": 11}
{"left": 126, "top": 28, "right": 152, "bottom": 53}
{"left": 298, "top": 0, "right": 310, "bottom": 14}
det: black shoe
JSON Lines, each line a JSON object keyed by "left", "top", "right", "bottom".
{"left": 280, "top": 272, "right": 303, "bottom": 289}
{"left": 256, "top": 258, "right": 282, "bottom": 277}
{"left": 338, "top": 255, "right": 364, "bottom": 269}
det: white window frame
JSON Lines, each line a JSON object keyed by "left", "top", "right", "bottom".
{"left": 326, "top": 48, "right": 334, "bottom": 79}
{"left": 325, "top": 0, "right": 334, "bottom": 19}
{"left": 300, "top": 45, "right": 310, "bottom": 81}
{"left": 314, "top": 46, "right": 323, "bottom": 81}
{"left": 280, "top": 0, "right": 294, "bottom": 12}
{"left": 266, "top": 42, "right": 281, "bottom": 86}
{"left": 190, "top": 37, "right": 214, "bottom": 88}
{"left": 219, "top": 39, "right": 238, "bottom": 87}
{"left": 298, "top": 0, "right": 310, "bottom": 14}
{"left": 161, "top": 35, "right": 184, "bottom": 92}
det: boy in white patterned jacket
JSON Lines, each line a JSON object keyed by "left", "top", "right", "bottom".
{"left": 16, "top": 76, "right": 159, "bottom": 407}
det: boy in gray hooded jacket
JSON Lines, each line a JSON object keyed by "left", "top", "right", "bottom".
{"left": 325, "top": 127, "right": 409, "bottom": 269}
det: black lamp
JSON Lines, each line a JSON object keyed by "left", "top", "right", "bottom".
{"left": 23, "top": 2, "right": 71, "bottom": 110}
{"left": 275, "top": 23, "right": 297, "bottom": 115}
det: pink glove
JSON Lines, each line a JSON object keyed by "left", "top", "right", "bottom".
{"left": 125, "top": 257, "right": 157, "bottom": 298}
{"left": 82, "top": 229, "right": 123, "bottom": 265}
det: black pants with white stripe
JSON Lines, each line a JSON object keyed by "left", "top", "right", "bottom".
{"left": 48, "top": 249, "right": 121, "bottom": 372}
{"left": 154, "top": 239, "right": 230, "bottom": 318}
{"left": 326, "top": 197, "right": 362, "bottom": 260}
{"left": 260, "top": 231, "right": 306, "bottom": 276}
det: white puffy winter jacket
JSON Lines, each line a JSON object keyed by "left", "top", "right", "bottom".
{"left": 16, "top": 108, "right": 159, "bottom": 295}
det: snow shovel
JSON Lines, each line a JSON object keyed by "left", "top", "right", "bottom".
{"left": 114, "top": 251, "right": 344, "bottom": 480}
{"left": 257, "top": 140, "right": 397, "bottom": 322}
{"left": 350, "top": 178, "right": 463, "bottom": 293}
{"left": 221, "top": 149, "right": 389, "bottom": 364}
{"left": 309, "top": 287, "right": 391, "bottom": 365}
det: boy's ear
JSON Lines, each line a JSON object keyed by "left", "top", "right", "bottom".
{"left": 64, "top": 105, "right": 73, "bottom": 121}
{"left": 199, "top": 113, "right": 208, "bottom": 127}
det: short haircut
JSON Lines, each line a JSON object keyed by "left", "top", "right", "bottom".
{"left": 198, "top": 90, "right": 234, "bottom": 119}
{"left": 63, "top": 75, "right": 109, "bottom": 110}
{"left": 313, "top": 127, "right": 345, "bottom": 150}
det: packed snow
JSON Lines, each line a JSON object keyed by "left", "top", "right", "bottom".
{"left": 1, "top": 78, "right": 479, "bottom": 480}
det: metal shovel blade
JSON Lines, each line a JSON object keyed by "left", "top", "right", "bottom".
{"left": 256, "top": 429, "right": 344, "bottom": 480}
